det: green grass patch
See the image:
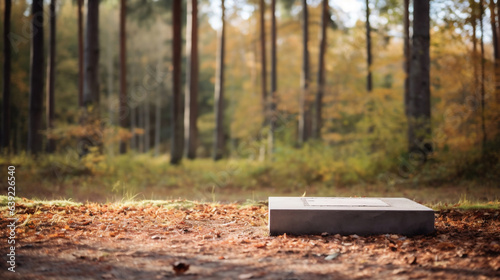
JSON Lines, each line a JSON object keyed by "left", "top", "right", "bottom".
{"left": 119, "top": 199, "right": 199, "bottom": 209}
{"left": 0, "top": 140, "right": 498, "bottom": 204}
{"left": 430, "top": 196, "right": 500, "bottom": 210}
{"left": 0, "top": 195, "right": 82, "bottom": 209}
{"left": 2, "top": 195, "right": 499, "bottom": 212}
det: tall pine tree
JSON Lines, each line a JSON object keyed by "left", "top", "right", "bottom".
{"left": 28, "top": 0, "right": 45, "bottom": 155}
{"left": 171, "top": 0, "right": 183, "bottom": 164}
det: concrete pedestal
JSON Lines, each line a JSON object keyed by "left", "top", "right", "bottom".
{"left": 268, "top": 197, "right": 434, "bottom": 236}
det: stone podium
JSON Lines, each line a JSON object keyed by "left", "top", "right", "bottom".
{"left": 268, "top": 197, "right": 434, "bottom": 236}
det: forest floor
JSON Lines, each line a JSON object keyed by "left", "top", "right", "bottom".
{"left": 0, "top": 199, "right": 499, "bottom": 279}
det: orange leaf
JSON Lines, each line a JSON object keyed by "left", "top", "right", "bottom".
{"left": 253, "top": 242, "right": 266, "bottom": 248}
{"left": 436, "top": 242, "right": 455, "bottom": 250}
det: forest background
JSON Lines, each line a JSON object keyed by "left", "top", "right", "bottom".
{"left": 0, "top": 0, "right": 499, "bottom": 204}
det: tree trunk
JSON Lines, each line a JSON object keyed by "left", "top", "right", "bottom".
{"left": 78, "top": 0, "right": 84, "bottom": 108}
{"left": 490, "top": 0, "right": 499, "bottom": 61}
{"left": 259, "top": 0, "right": 268, "bottom": 123}
{"left": 314, "top": 0, "right": 328, "bottom": 139}
{"left": 145, "top": 101, "right": 150, "bottom": 153}
{"left": 139, "top": 103, "right": 144, "bottom": 153}
{"left": 366, "top": 0, "right": 373, "bottom": 92}
{"left": 106, "top": 15, "right": 114, "bottom": 156}
{"left": 119, "top": 0, "right": 128, "bottom": 154}
{"left": 131, "top": 105, "right": 136, "bottom": 151}
{"left": 214, "top": 0, "right": 226, "bottom": 161}
{"left": 2, "top": 0, "right": 12, "bottom": 151}
{"left": 83, "top": 0, "right": 100, "bottom": 108}
{"left": 28, "top": 0, "right": 44, "bottom": 155}
{"left": 471, "top": 0, "right": 480, "bottom": 140}
{"left": 490, "top": 0, "right": 500, "bottom": 114}
{"left": 299, "top": 0, "right": 310, "bottom": 145}
{"left": 472, "top": 1, "right": 478, "bottom": 100}
{"left": 259, "top": 0, "right": 268, "bottom": 160}
{"left": 12, "top": 109, "right": 18, "bottom": 153}
{"left": 155, "top": 92, "right": 161, "bottom": 157}
{"left": 408, "top": 0, "right": 431, "bottom": 153}
{"left": 480, "top": 0, "right": 487, "bottom": 151}
{"left": 268, "top": 0, "right": 277, "bottom": 156}
{"left": 170, "top": 0, "right": 183, "bottom": 164}
{"left": 497, "top": 0, "right": 500, "bottom": 104}
{"left": 404, "top": 0, "right": 410, "bottom": 117}
{"left": 155, "top": 38, "right": 163, "bottom": 157}
{"left": 46, "top": 0, "right": 56, "bottom": 153}
{"left": 81, "top": 0, "right": 101, "bottom": 155}
{"left": 184, "top": 0, "right": 199, "bottom": 159}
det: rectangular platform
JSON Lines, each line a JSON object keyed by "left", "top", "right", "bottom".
{"left": 268, "top": 197, "right": 434, "bottom": 236}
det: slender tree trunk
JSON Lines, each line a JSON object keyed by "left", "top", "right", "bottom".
{"left": 366, "top": 0, "right": 373, "bottom": 92}
{"left": 490, "top": 0, "right": 500, "bottom": 121}
{"left": 155, "top": 92, "right": 161, "bottom": 157}
{"left": 259, "top": 0, "right": 268, "bottom": 161}
{"left": 139, "top": 103, "right": 144, "bottom": 153}
{"left": 480, "top": 0, "right": 487, "bottom": 151}
{"left": 83, "top": 0, "right": 100, "bottom": 108}
{"left": 106, "top": 15, "right": 114, "bottom": 156}
{"left": 171, "top": 0, "right": 183, "bottom": 164}
{"left": 12, "top": 110, "right": 18, "bottom": 153}
{"left": 28, "top": 0, "right": 44, "bottom": 155}
{"left": 130, "top": 105, "right": 136, "bottom": 151}
{"left": 119, "top": 0, "right": 128, "bottom": 154}
{"left": 214, "top": 0, "right": 226, "bottom": 161}
{"left": 314, "top": 0, "right": 328, "bottom": 139}
{"left": 145, "top": 101, "right": 150, "bottom": 152}
{"left": 184, "top": 0, "right": 199, "bottom": 159}
{"left": 472, "top": 1, "right": 478, "bottom": 100}
{"left": 404, "top": 0, "right": 411, "bottom": 116}
{"left": 78, "top": 0, "right": 84, "bottom": 108}
{"left": 268, "top": 0, "right": 277, "bottom": 156}
{"left": 155, "top": 39, "right": 163, "bottom": 157}
{"left": 251, "top": 38, "right": 258, "bottom": 96}
{"left": 259, "top": 0, "right": 268, "bottom": 121}
{"left": 12, "top": 110, "right": 19, "bottom": 153}
{"left": 299, "top": 0, "right": 310, "bottom": 145}
{"left": 2, "top": 0, "right": 12, "bottom": 151}
{"left": 81, "top": 0, "right": 101, "bottom": 155}
{"left": 46, "top": 0, "right": 56, "bottom": 153}
{"left": 408, "top": 0, "right": 431, "bottom": 153}
{"left": 497, "top": 0, "right": 500, "bottom": 105}
{"left": 490, "top": 0, "right": 499, "bottom": 62}
{"left": 471, "top": 1, "right": 480, "bottom": 141}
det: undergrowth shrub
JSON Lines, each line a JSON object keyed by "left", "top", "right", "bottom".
{"left": 1, "top": 132, "right": 497, "bottom": 202}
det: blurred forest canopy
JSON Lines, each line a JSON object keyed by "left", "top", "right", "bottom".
{"left": 0, "top": 0, "right": 499, "bottom": 198}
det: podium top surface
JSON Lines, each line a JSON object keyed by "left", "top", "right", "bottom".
{"left": 268, "top": 197, "right": 434, "bottom": 211}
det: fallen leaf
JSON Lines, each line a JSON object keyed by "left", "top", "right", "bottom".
{"left": 48, "top": 232, "right": 65, "bottom": 238}
{"left": 253, "top": 242, "right": 266, "bottom": 248}
{"left": 456, "top": 250, "right": 468, "bottom": 258}
{"left": 436, "top": 242, "right": 455, "bottom": 250}
{"left": 325, "top": 252, "right": 340, "bottom": 260}
{"left": 172, "top": 262, "right": 190, "bottom": 276}
{"left": 392, "top": 268, "right": 406, "bottom": 275}
{"left": 101, "top": 273, "right": 114, "bottom": 279}
{"left": 238, "top": 273, "right": 255, "bottom": 279}
{"left": 405, "top": 255, "right": 417, "bottom": 265}
{"left": 151, "top": 235, "right": 165, "bottom": 240}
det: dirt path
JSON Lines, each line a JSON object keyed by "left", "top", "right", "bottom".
{"left": 1, "top": 201, "right": 499, "bottom": 279}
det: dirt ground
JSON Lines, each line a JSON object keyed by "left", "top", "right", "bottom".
{"left": 1, "top": 201, "right": 499, "bottom": 279}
